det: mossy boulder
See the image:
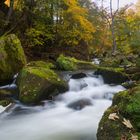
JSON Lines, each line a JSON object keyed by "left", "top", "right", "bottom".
{"left": 27, "top": 61, "right": 55, "bottom": 69}
{"left": 56, "top": 55, "right": 129, "bottom": 84}
{"left": 97, "top": 85, "right": 140, "bottom": 140}
{"left": 17, "top": 61, "right": 68, "bottom": 105}
{"left": 56, "top": 54, "right": 96, "bottom": 71}
{"left": 0, "top": 34, "right": 26, "bottom": 83}
{"left": 95, "top": 67, "right": 129, "bottom": 84}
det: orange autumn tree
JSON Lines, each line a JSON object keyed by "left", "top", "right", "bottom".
{"left": 58, "top": 0, "right": 95, "bottom": 46}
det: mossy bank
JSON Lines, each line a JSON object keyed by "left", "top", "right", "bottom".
{"left": 97, "top": 84, "right": 140, "bottom": 140}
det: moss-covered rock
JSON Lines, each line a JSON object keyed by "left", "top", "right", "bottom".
{"left": 17, "top": 61, "right": 68, "bottom": 105}
{"left": 27, "top": 61, "right": 55, "bottom": 69}
{"left": 56, "top": 54, "right": 96, "bottom": 71}
{"left": 95, "top": 67, "right": 129, "bottom": 84}
{"left": 0, "top": 34, "right": 26, "bottom": 83}
{"left": 56, "top": 55, "right": 129, "bottom": 84}
{"left": 97, "top": 85, "right": 140, "bottom": 140}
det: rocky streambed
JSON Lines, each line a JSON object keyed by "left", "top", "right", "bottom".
{"left": 0, "top": 34, "right": 140, "bottom": 140}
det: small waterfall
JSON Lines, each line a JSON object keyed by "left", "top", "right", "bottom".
{"left": 0, "top": 72, "right": 125, "bottom": 140}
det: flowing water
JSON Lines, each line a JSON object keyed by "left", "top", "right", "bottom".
{"left": 0, "top": 72, "right": 125, "bottom": 140}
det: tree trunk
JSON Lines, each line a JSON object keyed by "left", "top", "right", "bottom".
{"left": 110, "top": 0, "right": 117, "bottom": 54}
{"left": 6, "top": 0, "right": 14, "bottom": 23}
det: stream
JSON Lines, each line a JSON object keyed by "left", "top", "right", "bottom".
{"left": 0, "top": 71, "right": 125, "bottom": 140}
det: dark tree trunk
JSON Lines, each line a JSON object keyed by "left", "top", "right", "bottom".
{"left": 6, "top": 0, "right": 14, "bottom": 23}
{"left": 110, "top": 0, "right": 117, "bottom": 54}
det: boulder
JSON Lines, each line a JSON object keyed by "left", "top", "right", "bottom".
{"left": 95, "top": 67, "right": 129, "bottom": 84}
{"left": 97, "top": 85, "right": 140, "bottom": 140}
{"left": 17, "top": 61, "right": 68, "bottom": 105}
{"left": 0, "top": 34, "right": 26, "bottom": 83}
{"left": 67, "top": 98, "right": 92, "bottom": 110}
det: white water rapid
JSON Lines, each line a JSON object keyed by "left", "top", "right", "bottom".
{"left": 0, "top": 73, "right": 125, "bottom": 140}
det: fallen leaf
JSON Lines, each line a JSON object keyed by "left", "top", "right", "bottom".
{"left": 122, "top": 118, "right": 133, "bottom": 129}
{"left": 108, "top": 113, "right": 119, "bottom": 121}
{"left": 131, "top": 134, "right": 138, "bottom": 140}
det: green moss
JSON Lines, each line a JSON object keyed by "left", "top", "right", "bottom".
{"left": 27, "top": 61, "right": 55, "bottom": 69}
{"left": 17, "top": 61, "right": 68, "bottom": 104}
{"left": 0, "top": 99, "right": 12, "bottom": 107}
{"left": 97, "top": 106, "right": 132, "bottom": 140}
{"left": 56, "top": 54, "right": 96, "bottom": 71}
{"left": 0, "top": 34, "right": 26, "bottom": 81}
{"left": 98, "top": 84, "right": 140, "bottom": 139}
{"left": 56, "top": 54, "right": 77, "bottom": 71}
{"left": 24, "top": 67, "right": 61, "bottom": 83}
{"left": 109, "top": 85, "right": 140, "bottom": 132}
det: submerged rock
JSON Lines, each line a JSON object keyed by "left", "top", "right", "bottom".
{"left": 97, "top": 85, "right": 140, "bottom": 140}
{"left": 17, "top": 61, "right": 68, "bottom": 105}
{"left": 0, "top": 34, "right": 26, "bottom": 83}
{"left": 67, "top": 98, "right": 92, "bottom": 110}
{"left": 71, "top": 72, "right": 87, "bottom": 79}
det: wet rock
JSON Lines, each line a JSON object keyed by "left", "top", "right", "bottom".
{"left": 71, "top": 73, "right": 87, "bottom": 79}
{"left": 95, "top": 67, "right": 129, "bottom": 84}
{"left": 17, "top": 61, "right": 68, "bottom": 105}
{"left": 67, "top": 98, "right": 92, "bottom": 110}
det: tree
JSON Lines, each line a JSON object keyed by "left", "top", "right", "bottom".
{"left": 110, "top": 0, "right": 120, "bottom": 54}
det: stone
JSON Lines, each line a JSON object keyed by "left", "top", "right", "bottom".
{"left": 67, "top": 98, "right": 92, "bottom": 110}
{"left": 71, "top": 72, "right": 87, "bottom": 79}
{"left": 17, "top": 61, "right": 68, "bottom": 105}
{"left": 0, "top": 34, "right": 26, "bottom": 83}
